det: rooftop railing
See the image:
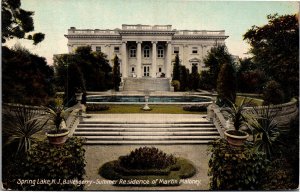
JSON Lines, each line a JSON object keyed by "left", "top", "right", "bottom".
{"left": 68, "top": 29, "right": 120, "bottom": 35}
{"left": 122, "top": 24, "right": 172, "bottom": 31}
{"left": 175, "top": 30, "right": 225, "bottom": 35}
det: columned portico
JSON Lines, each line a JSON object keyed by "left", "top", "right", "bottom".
{"left": 152, "top": 41, "right": 157, "bottom": 78}
{"left": 65, "top": 24, "right": 228, "bottom": 85}
{"left": 136, "top": 41, "right": 142, "bottom": 78}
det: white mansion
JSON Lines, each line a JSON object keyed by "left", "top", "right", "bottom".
{"left": 65, "top": 24, "right": 228, "bottom": 80}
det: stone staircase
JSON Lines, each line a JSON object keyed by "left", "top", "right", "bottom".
{"left": 73, "top": 114, "right": 220, "bottom": 145}
{"left": 123, "top": 78, "right": 170, "bottom": 91}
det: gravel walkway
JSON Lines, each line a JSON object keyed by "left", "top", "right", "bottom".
{"left": 84, "top": 144, "right": 211, "bottom": 190}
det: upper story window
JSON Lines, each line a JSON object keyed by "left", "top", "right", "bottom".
{"left": 114, "top": 46, "right": 120, "bottom": 52}
{"left": 192, "top": 47, "right": 198, "bottom": 54}
{"left": 157, "top": 46, "right": 164, "bottom": 58}
{"left": 130, "top": 46, "right": 136, "bottom": 58}
{"left": 173, "top": 47, "right": 179, "bottom": 54}
{"left": 144, "top": 46, "right": 150, "bottom": 58}
{"left": 96, "top": 46, "right": 101, "bottom": 52}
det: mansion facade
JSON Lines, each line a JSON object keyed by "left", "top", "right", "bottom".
{"left": 65, "top": 24, "right": 228, "bottom": 79}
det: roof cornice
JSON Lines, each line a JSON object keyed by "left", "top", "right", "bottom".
{"left": 173, "top": 35, "right": 229, "bottom": 40}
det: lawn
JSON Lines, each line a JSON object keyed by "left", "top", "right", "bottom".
{"left": 87, "top": 104, "right": 205, "bottom": 114}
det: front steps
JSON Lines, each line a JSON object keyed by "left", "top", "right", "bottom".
{"left": 123, "top": 78, "right": 171, "bottom": 91}
{"left": 73, "top": 114, "right": 220, "bottom": 145}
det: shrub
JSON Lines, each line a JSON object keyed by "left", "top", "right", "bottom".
{"left": 119, "top": 147, "right": 176, "bottom": 170}
{"left": 208, "top": 139, "right": 269, "bottom": 190}
{"left": 171, "top": 80, "right": 180, "bottom": 92}
{"left": 183, "top": 105, "right": 207, "bottom": 112}
{"left": 2, "top": 137, "right": 86, "bottom": 190}
{"left": 263, "top": 80, "right": 285, "bottom": 105}
{"left": 2, "top": 104, "right": 48, "bottom": 154}
{"left": 86, "top": 104, "right": 110, "bottom": 112}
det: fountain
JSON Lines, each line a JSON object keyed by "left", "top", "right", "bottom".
{"left": 142, "top": 89, "right": 152, "bottom": 111}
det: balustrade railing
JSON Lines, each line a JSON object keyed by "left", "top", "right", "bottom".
{"left": 209, "top": 98, "right": 298, "bottom": 138}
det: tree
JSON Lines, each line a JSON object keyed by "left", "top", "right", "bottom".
{"left": 2, "top": 45, "right": 54, "bottom": 105}
{"left": 189, "top": 65, "right": 200, "bottom": 91}
{"left": 217, "top": 63, "right": 237, "bottom": 105}
{"left": 172, "top": 53, "right": 180, "bottom": 81}
{"left": 237, "top": 58, "right": 266, "bottom": 93}
{"left": 54, "top": 46, "right": 113, "bottom": 104}
{"left": 203, "top": 45, "right": 233, "bottom": 89}
{"left": 244, "top": 14, "right": 299, "bottom": 101}
{"left": 53, "top": 54, "right": 86, "bottom": 106}
{"left": 262, "top": 80, "right": 285, "bottom": 105}
{"left": 112, "top": 55, "right": 121, "bottom": 91}
{"left": 2, "top": 0, "right": 45, "bottom": 45}
{"left": 179, "top": 65, "right": 189, "bottom": 91}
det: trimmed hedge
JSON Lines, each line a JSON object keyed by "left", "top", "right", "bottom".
{"left": 2, "top": 137, "right": 86, "bottom": 190}
{"left": 183, "top": 105, "right": 207, "bottom": 112}
{"left": 86, "top": 104, "right": 109, "bottom": 112}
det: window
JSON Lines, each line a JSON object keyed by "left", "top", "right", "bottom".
{"left": 144, "top": 46, "right": 150, "bottom": 58}
{"left": 159, "top": 67, "right": 162, "bottom": 72}
{"left": 157, "top": 46, "right": 164, "bottom": 58}
{"left": 130, "top": 46, "right": 136, "bottom": 57}
{"left": 96, "top": 46, "right": 101, "bottom": 52}
{"left": 192, "top": 47, "right": 198, "bottom": 54}
{"left": 114, "top": 46, "right": 120, "bottom": 52}
{"left": 173, "top": 47, "right": 179, "bottom": 54}
{"left": 132, "top": 67, "right": 135, "bottom": 72}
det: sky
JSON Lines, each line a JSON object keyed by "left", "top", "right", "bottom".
{"left": 5, "top": 0, "right": 299, "bottom": 65}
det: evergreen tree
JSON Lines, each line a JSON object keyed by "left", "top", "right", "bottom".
{"left": 203, "top": 45, "right": 233, "bottom": 89}
{"left": 217, "top": 63, "right": 237, "bottom": 105}
{"left": 179, "top": 66, "right": 189, "bottom": 91}
{"left": 172, "top": 53, "right": 180, "bottom": 81}
{"left": 112, "top": 55, "right": 121, "bottom": 91}
{"left": 189, "top": 65, "right": 200, "bottom": 91}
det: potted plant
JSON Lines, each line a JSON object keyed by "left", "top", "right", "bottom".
{"left": 40, "top": 98, "right": 77, "bottom": 145}
{"left": 224, "top": 98, "right": 249, "bottom": 146}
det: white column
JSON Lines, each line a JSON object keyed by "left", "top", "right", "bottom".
{"left": 166, "top": 41, "right": 172, "bottom": 78}
{"left": 121, "top": 41, "right": 127, "bottom": 78}
{"left": 136, "top": 41, "right": 142, "bottom": 78}
{"left": 152, "top": 41, "right": 157, "bottom": 78}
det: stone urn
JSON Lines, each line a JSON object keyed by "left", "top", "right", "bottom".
{"left": 224, "top": 129, "right": 249, "bottom": 147}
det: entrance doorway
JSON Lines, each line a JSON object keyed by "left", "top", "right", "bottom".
{"left": 143, "top": 65, "right": 150, "bottom": 77}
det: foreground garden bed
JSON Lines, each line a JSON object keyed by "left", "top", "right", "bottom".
{"left": 98, "top": 147, "right": 196, "bottom": 186}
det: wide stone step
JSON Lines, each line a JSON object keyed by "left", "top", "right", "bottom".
{"left": 77, "top": 123, "right": 214, "bottom": 128}
{"left": 75, "top": 127, "right": 217, "bottom": 132}
{"left": 79, "top": 121, "right": 212, "bottom": 125}
{"left": 123, "top": 78, "right": 170, "bottom": 91}
{"left": 84, "top": 140, "right": 214, "bottom": 145}
{"left": 78, "top": 135, "right": 219, "bottom": 140}
{"left": 73, "top": 131, "right": 219, "bottom": 136}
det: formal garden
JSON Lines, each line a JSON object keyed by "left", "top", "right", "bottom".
{"left": 2, "top": 0, "right": 299, "bottom": 190}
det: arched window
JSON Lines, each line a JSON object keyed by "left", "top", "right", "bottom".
{"left": 129, "top": 46, "right": 136, "bottom": 57}
{"left": 157, "top": 46, "right": 164, "bottom": 58}
{"left": 144, "top": 46, "right": 150, "bottom": 58}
